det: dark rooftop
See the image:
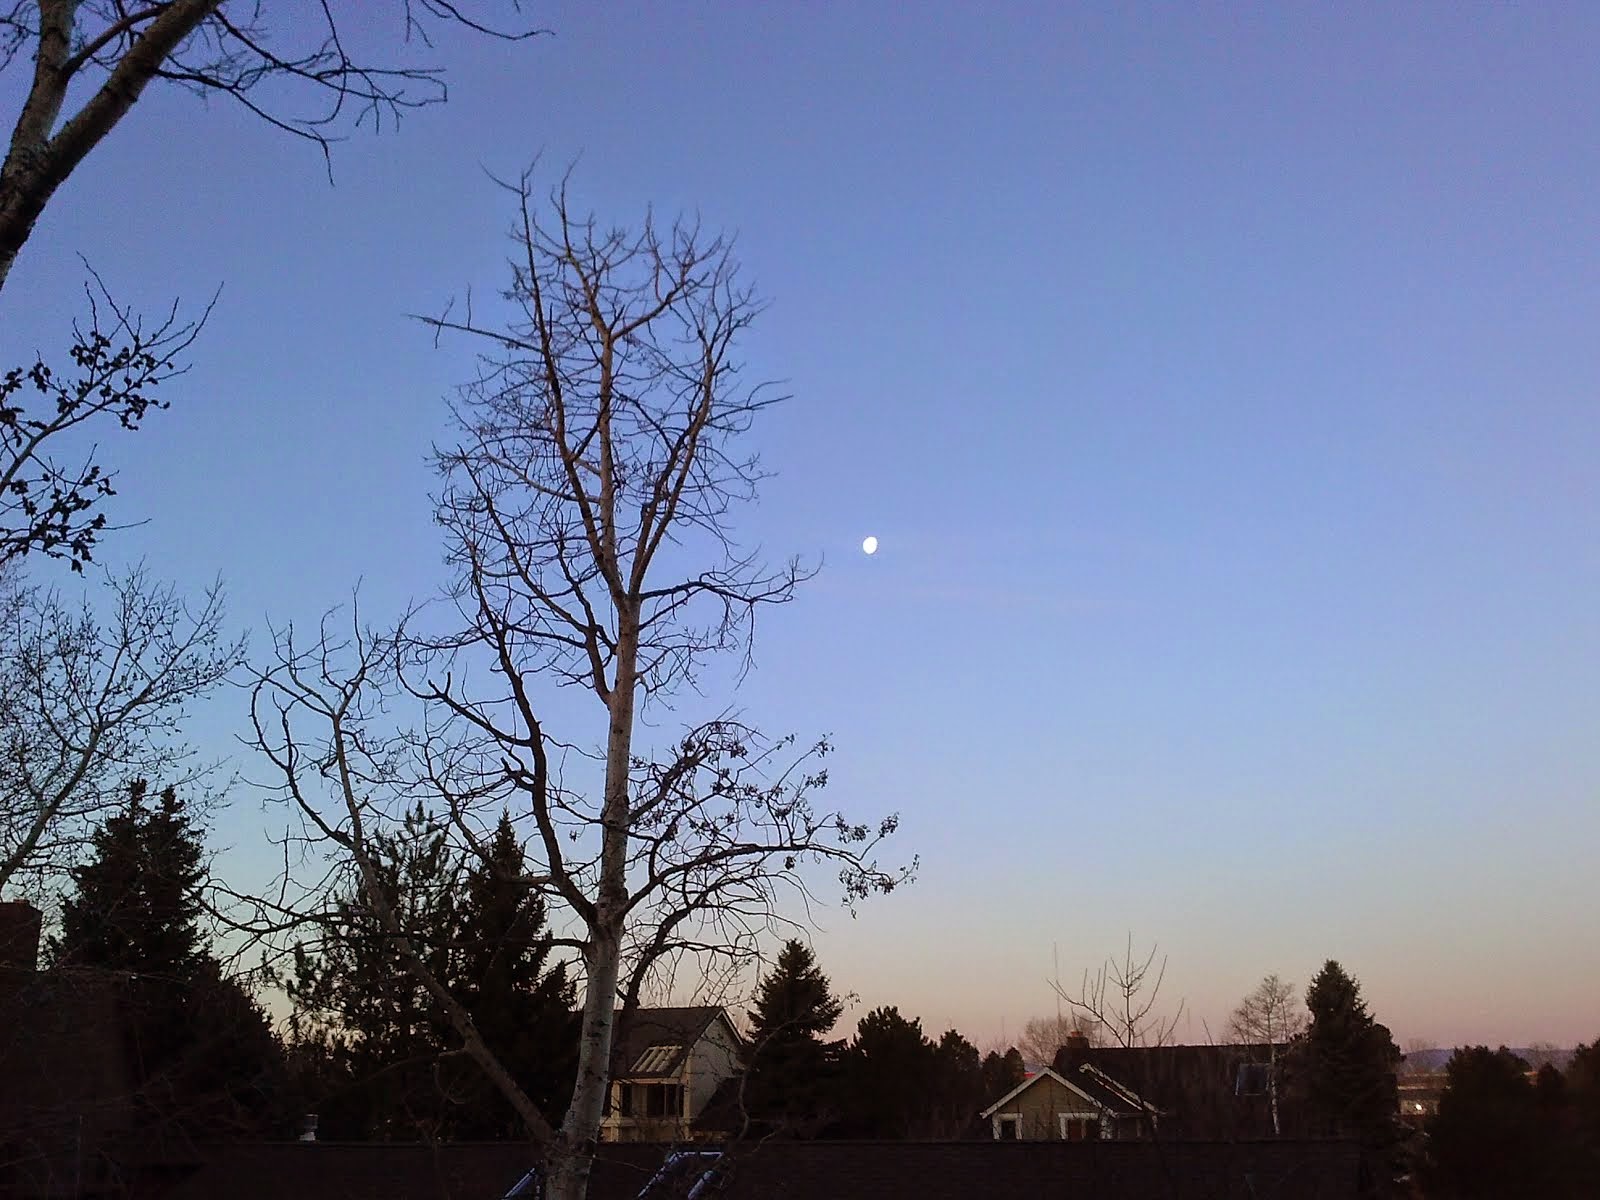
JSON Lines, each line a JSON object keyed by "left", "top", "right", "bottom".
{"left": 610, "top": 1007, "right": 733, "bottom": 1080}
{"left": 150, "top": 1137, "right": 1365, "bottom": 1200}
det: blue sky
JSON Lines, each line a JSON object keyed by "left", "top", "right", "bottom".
{"left": 4, "top": 2, "right": 1599, "bottom": 1048}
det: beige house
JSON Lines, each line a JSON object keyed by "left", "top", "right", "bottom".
{"left": 980, "top": 1063, "right": 1157, "bottom": 1142}
{"left": 599, "top": 1006, "right": 744, "bottom": 1143}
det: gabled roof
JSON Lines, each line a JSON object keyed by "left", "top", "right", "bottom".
{"left": 1049, "top": 1042, "right": 1290, "bottom": 1139}
{"left": 979, "top": 1065, "right": 1155, "bottom": 1121}
{"left": 610, "top": 1006, "right": 740, "bottom": 1079}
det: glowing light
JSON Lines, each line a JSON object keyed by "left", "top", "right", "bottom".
{"left": 861, "top": 536, "right": 879, "bottom": 555}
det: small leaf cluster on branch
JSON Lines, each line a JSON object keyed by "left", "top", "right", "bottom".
{"left": 0, "top": 283, "right": 205, "bottom": 571}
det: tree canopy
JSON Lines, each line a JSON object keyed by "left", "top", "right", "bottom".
{"left": 743, "top": 939, "right": 845, "bottom": 1135}
{"left": 47, "top": 780, "right": 285, "bottom": 1138}
{"left": 285, "top": 808, "right": 576, "bottom": 1140}
{"left": 1289, "top": 960, "right": 1403, "bottom": 1189}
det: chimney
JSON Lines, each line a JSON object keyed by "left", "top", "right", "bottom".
{"left": 1061, "top": 1030, "right": 1092, "bottom": 1069}
{"left": 0, "top": 899, "right": 42, "bottom": 972}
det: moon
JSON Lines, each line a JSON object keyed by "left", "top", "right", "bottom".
{"left": 861, "top": 536, "right": 879, "bottom": 556}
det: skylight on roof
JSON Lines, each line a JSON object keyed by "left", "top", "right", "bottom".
{"left": 632, "top": 1043, "right": 683, "bottom": 1073}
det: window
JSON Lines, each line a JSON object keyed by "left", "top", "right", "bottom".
{"left": 997, "top": 1115, "right": 1020, "bottom": 1140}
{"left": 644, "top": 1083, "right": 682, "bottom": 1118}
{"left": 615, "top": 1082, "right": 682, "bottom": 1119}
{"left": 1058, "top": 1115, "right": 1097, "bottom": 1141}
{"left": 632, "top": 1043, "right": 683, "bottom": 1074}
{"left": 1236, "top": 1063, "right": 1272, "bottom": 1097}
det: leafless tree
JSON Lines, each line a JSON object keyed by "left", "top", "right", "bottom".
{"left": 1, "top": 279, "right": 206, "bottom": 571}
{"left": 1017, "top": 1012, "right": 1101, "bottom": 1070}
{"left": 237, "top": 175, "right": 911, "bottom": 1200}
{"left": 1051, "top": 934, "right": 1184, "bottom": 1050}
{"left": 1400, "top": 1036, "right": 1439, "bottom": 1076}
{"left": 1226, "top": 973, "right": 1305, "bottom": 1136}
{"left": 0, "top": 565, "right": 240, "bottom": 892}
{"left": 1523, "top": 1041, "right": 1564, "bottom": 1073}
{"left": 1228, "top": 974, "right": 1305, "bottom": 1047}
{"left": 0, "top": 1, "right": 541, "bottom": 293}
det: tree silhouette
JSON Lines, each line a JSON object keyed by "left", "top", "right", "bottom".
{"left": 743, "top": 940, "right": 844, "bottom": 1136}
{"left": 929, "top": 1029, "right": 985, "bottom": 1138}
{"left": 285, "top": 808, "right": 576, "bottom": 1140}
{"left": 840, "top": 1006, "right": 935, "bottom": 1138}
{"left": 1421, "top": 1046, "right": 1569, "bottom": 1199}
{"left": 1289, "top": 960, "right": 1403, "bottom": 1192}
{"left": 47, "top": 780, "right": 284, "bottom": 1138}
{"left": 981, "top": 1047, "right": 1026, "bottom": 1106}
{"left": 51, "top": 780, "right": 204, "bottom": 980}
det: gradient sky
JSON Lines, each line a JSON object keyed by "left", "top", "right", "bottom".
{"left": 4, "top": 3, "right": 1599, "bottom": 1050}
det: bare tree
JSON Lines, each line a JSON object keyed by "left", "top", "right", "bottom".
{"left": 1227, "top": 973, "right": 1305, "bottom": 1046}
{"left": 1017, "top": 1012, "right": 1101, "bottom": 1070}
{"left": 0, "top": 565, "right": 240, "bottom": 892}
{"left": 1400, "top": 1036, "right": 1439, "bottom": 1076}
{"left": 1051, "top": 934, "right": 1184, "bottom": 1050}
{"left": 238, "top": 176, "right": 911, "bottom": 1200}
{"left": 0, "top": 1, "right": 541, "bottom": 293}
{"left": 1227, "top": 973, "right": 1305, "bottom": 1136}
{"left": 1, "top": 280, "right": 205, "bottom": 571}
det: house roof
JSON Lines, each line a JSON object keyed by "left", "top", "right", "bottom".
{"left": 1049, "top": 1042, "right": 1291, "bottom": 1140}
{"left": 154, "top": 1138, "right": 1365, "bottom": 1200}
{"left": 0, "top": 964, "right": 155, "bottom": 1196}
{"left": 979, "top": 1066, "right": 1153, "bottom": 1121}
{"left": 154, "top": 1142, "right": 668, "bottom": 1200}
{"left": 610, "top": 1006, "right": 738, "bottom": 1079}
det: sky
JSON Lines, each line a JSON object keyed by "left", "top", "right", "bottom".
{"left": 3, "top": 2, "right": 1599, "bottom": 1050}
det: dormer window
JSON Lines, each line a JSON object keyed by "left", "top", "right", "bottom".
{"left": 632, "top": 1043, "right": 683, "bottom": 1074}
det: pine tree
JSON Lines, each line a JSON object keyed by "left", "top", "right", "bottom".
{"left": 1420, "top": 1046, "right": 1571, "bottom": 1199}
{"left": 981, "top": 1047, "right": 1026, "bottom": 1105}
{"left": 841, "top": 1006, "right": 936, "bottom": 1138}
{"left": 48, "top": 779, "right": 285, "bottom": 1137}
{"left": 284, "top": 805, "right": 464, "bottom": 1139}
{"left": 50, "top": 780, "right": 205, "bottom": 981}
{"left": 443, "top": 813, "right": 577, "bottom": 1137}
{"left": 1290, "top": 960, "right": 1403, "bottom": 1192}
{"left": 929, "top": 1029, "right": 985, "bottom": 1137}
{"left": 744, "top": 939, "right": 845, "bottom": 1135}
{"left": 285, "top": 808, "right": 577, "bottom": 1140}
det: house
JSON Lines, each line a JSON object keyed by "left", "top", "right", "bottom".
{"left": 1049, "top": 1038, "right": 1292, "bottom": 1140}
{"left": 599, "top": 1006, "right": 744, "bottom": 1143}
{"left": 0, "top": 898, "right": 195, "bottom": 1197}
{"left": 983, "top": 1032, "right": 1292, "bottom": 1142}
{"left": 980, "top": 1061, "right": 1156, "bottom": 1142}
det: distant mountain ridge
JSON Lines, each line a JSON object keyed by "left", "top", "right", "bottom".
{"left": 1401, "top": 1046, "right": 1573, "bottom": 1073}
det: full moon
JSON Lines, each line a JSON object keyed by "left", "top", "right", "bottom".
{"left": 861, "top": 536, "right": 879, "bottom": 555}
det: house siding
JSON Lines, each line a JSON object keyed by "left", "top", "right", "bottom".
{"left": 993, "top": 1075, "right": 1103, "bottom": 1141}
{"left": 685, "top": 1015, "right": 741, "bottom": 1122}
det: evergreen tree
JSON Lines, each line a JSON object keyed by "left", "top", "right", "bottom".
{"left": 1289, "top": 960, "right": 1403, "bottom": 1193}
{"left": 285, "top": 805, "right": 467, "bottom": 1139}
{"left": 442, "top": 813, "right": 578, "bottom": 1137}
{"left": 48, "top": 779, "right": 286, "bottom": 1137}
{"left": 840, "top": 1006, "right": 936, "bottom": 1138}
{"left": 1565, "top": 1039, "right": 1600, "bottom": 1193}
{"left": 50, "top": 780, "right": 205, "bottom": 981}
{"left": 744, "top": 939, "right": 845, "bottom": 1135}
{"left": 1421, "top": 1046, "right": 1569, "bottom": 1199}
{"left": 285, "top": 808, "right": 577, "bottom": 1139}
{"left": 981, "top": 1047, "right": 1027, "bottom": 1105}
{"left": 929, "top": 1029, "right": 985, "bottom": 1137}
